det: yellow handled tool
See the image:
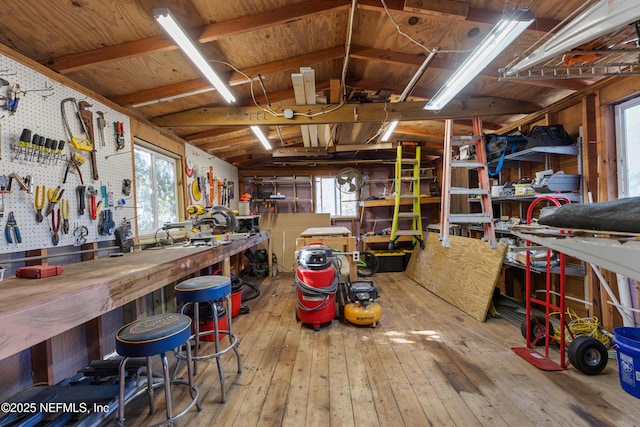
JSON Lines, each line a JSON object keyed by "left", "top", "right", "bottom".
{"left": 61, "top": 98, "right": 93, "bottom": 151}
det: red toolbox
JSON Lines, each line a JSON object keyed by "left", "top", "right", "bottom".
{"left": 16, "top": 265, "right": 64, "bottom": 279}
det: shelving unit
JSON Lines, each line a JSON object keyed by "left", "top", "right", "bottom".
{"left": 358, "top": 196, "right": 440, "bottom": 250}
{"left": 483, "top": 143, "right": 583, "bottom": 219}
{"left": 246, "top": 175, "right": 313, "bottom": 214}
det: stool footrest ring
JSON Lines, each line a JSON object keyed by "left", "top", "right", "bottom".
{"left": 115, "top": 379, "right": 200, "bottom": 427}
{"left": 174, "top": 332, "right": 240, "bottom": 362}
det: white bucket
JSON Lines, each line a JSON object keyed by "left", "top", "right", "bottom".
{"left": 238, "top": 201, "right": 250, "bottom": 216}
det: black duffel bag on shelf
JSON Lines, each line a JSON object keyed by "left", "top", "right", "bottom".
{"left": 485, "top": 134, "right": 528, "bottom": 161}
{"left": 485, "top": 133, "right": 528, "bottom": 177}
{"left": 525, "top": 124, "right": 574, "bottom": 148}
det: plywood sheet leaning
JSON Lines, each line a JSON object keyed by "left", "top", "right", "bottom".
{"left": 405, "top": 232, "right": 507, "bottom": 322}
{"left": 259, "top": 213, "right": 331, "bottom": 272}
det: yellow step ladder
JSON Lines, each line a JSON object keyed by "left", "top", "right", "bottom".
{"left": 440, "top": 117, "right": 496, "bottom": 248}
{"left": 389, "top": 141, "right": 424, "bottom": 250}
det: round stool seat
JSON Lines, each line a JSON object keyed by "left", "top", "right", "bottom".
{"left": 116, "top": 313, "right": 192, "bottom": 358}
{"left": 175, "top": 275, "right": 231, "bottom": 303}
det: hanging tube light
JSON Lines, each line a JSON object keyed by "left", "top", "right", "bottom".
{"left": 153, "top": 8, "right": 236, "bottom": 103}
{"left": 424, "top": 7, "right": 534, "bottom": 111}
{"left": 251, "top": 126, "right": 272, "bottom": 150}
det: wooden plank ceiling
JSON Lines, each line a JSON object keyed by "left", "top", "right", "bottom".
{"left": 0, "top": 0, "right": 608, "bottom": 169}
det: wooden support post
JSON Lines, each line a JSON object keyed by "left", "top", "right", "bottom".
{"left": 81, "top": 242, "right": 98, "bottom": 261}
{"left": 85, "top": 317, "right": 104, "bottom": 362}
{"left": 582, "top": 93, "right": 602, "bottom": 320}
{"left": 222, "top": 257, "right": 231, "bottom": 277}
{"left": 31, "top": 340, "right": 54, "bottom": 385}
{"left": 123, "top": 297, "right": 147, "bottom": 324}
{"left": 26, "top": 249, "right": 47, "bottom": 266}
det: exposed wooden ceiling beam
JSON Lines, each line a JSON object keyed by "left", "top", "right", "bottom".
{"left": 153, "top": 97, "right": 540, "bottom": 127}
{"left": 111, "top": 46, "right": 345, "bottom": 107}
{"left": 45, "top": 0, "right": 350, "bottom": 73}
{"left": 359, "top": 0, "right": 559, "bottom": 33}
{"left": 183, "top": 127, "right": 245, "bottom": 142}
{"left": 272, "top": 147, "right": 328, "bottom": 157}
{"left": 198, "top": 0, "right": 350, "bottom": 43}
{"left": 44, "top": 35, "right": 178, "bottom": 73}
{"left": 45, "top": 0, "right": 559, "bottom": 74}
{"left": 196, "top": 126, "right": 301, "bottom": 151}
{"left": 350, "top": 47, "right": 588, "bottom": 91}
{"left": 404, "top": 0, "right": 468, "bottom": 19}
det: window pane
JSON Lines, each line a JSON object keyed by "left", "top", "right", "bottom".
{"left": 134, "top": 144, "right": 179, "bottom": 234}
{"left": 134, "top": 148, "right": 154, "bottom": 234}
{"left": 314, "top": 176, "right": 357, "bottom": 218}
{"left": 155, "top": 156, "right": 178, "bottom": 225}
{"left": 617, "top": 98, "right": 640, "bottom": 198}
{"left": 623, "top": 103, "right": 640, "bottom": 197}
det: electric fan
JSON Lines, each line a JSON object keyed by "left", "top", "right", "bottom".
{"left": 335, "top": 167, "right": 364, "bottom": 194}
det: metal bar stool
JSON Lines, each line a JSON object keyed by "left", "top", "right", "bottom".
{"left": 115, "top": 313, "right": 201, "bottom": 427}
{"left": 174, "top": 275, "right": 242, "bottom": 403}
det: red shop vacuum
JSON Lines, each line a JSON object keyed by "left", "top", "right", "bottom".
{"left": 295, "top": 243, "right": 338, "bottom": 331}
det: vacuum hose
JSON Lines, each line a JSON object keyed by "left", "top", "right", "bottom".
{"left": 295, "top": 264, "right": 338, "bottom": 312}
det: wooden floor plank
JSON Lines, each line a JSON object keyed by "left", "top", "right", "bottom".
{"left": 282, "top": 325, "right": 313, "bottom": 426}
{"left": 376, "top": 279, "right": 463, "bottom": 427}
{"left": 122, "top": 271, "right": 640, "bottom": 427}
{"left": 372, "top": 322, "right": 433, "bottom": 427}
{"left": 306, "top": 329, "right": 331, "bottom": 427}
{"left": 358, "top": 327, "right": 406, "bottom": 425}
{"left": 256, "top": 309, "right": 301, "bottom": 427}
{"left": 227, "top": 279, "right": 295, "bottom": 426}
{"left": 341, "top": 321, "right": 380, "bottom": 427}
{"left": 387, "top": 272, "right": 568, "bottom": 426}
{"left": 379, "top": 274, "right": 484, "bottom": 427}
{"left": 327, "top": 319, "right": 355, "bottom": 427}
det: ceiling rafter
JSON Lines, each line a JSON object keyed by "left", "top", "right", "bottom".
{"left": 45, "top": 0, "right": 350, "bottom": 73}
{"left": 193, "top": 126, "right": 301, "bottom": 150}
{"left": 110, "top": 47, "right": 345, "bottom": 107}
{"left": 44, "top": 0, "right": 558, "bottom": 75}
{"left": 113, "top": 42, "right": 588, "bottom": 109}
{"left": 350, "top": 47, "right": 589, "bottom": 91}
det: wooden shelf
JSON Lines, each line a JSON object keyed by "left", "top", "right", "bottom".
{"left": 361, "top": 234, "right": 416, "bottom": 251}
{"left": 359, "top": 196, "right": 440, "bottom": 208}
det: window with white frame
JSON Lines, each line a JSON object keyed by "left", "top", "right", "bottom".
{"left": 615, "top": 97, "right": 640, "bottom": 198}
{"left": 314, "top": 176, "right": 359, "bottom": 217}
{"left": 134, "top": 141, "right": 179, "bottom": 234}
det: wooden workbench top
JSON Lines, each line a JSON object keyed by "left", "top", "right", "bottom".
{"left": 0, "top": 231, "right": 269, "bottom": 361}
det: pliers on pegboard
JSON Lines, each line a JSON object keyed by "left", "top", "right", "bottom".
{"left": 34, "top": 185, "right": 46, "bottom": 222}
{"left": 5, "top": 211, "right": 21, "bottom": 244}
{"left": 45, "top": 186, "right": 64, "bottom": 217}
{"left": 50, "top": 208, "right": 61, "bottom": 246}
{"left": 61, "top": 199, "right": 70, "bottom": 234}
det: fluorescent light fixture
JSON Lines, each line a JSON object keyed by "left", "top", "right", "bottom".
{"left": 251, "top": 126, "right": 272, "bottom": 150}
{"left": 424, "top": 7, "right": 534, "bottom": 110}
{"left": 505, "top": 0, "right": 640, "bottom": 75}
{"left": 153, "top": 8, "right": 236, "bottom": 103}
{"left": 381, "top": 121, "right": 398, "bottom": 141}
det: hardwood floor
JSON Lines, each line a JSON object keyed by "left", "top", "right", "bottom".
{"left": 126, "top": 272, "right": 640, "bottom": 427}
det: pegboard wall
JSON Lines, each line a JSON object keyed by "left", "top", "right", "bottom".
{"left": 185, "top": 143, "right": 238, "bottom": 211}
{"left": 0, "top": 53, "right": 134, "bottom": 254}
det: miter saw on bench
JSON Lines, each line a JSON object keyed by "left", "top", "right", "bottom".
{"left": 160, "top": 205, "right": 238, "bottom": 246}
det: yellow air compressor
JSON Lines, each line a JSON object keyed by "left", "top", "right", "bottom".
{"left": 341, "top": 280, "right": 381, "bottom": 328}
